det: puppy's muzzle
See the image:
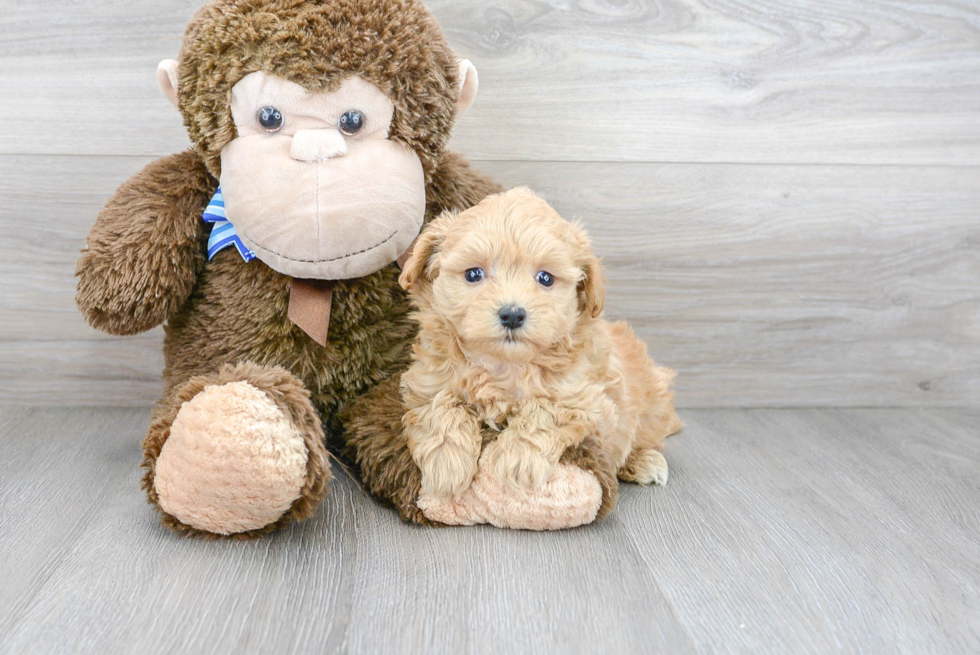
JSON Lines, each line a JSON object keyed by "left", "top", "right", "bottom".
{"left": 498, "top": 306, "right": 527, "bottom": 331}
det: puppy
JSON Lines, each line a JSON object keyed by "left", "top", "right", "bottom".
{"left": 399, "top": 188, "right": 681, "bottom": 498}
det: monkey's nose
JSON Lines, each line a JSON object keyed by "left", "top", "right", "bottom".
{"left": 498, "top": 306, "right": 527, "bottom": 331}
{"left": 290, "top": 129, "right": 348, "bottom": 162}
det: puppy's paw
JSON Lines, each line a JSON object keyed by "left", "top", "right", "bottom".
{"left": 416, "top": 443, "right": 480, "bottom": 498}
{"left": 485, "top": 438, "right": 556, "bottom": 492}
{"left": 618, "top": 448, "right": 669, "bottom": 486}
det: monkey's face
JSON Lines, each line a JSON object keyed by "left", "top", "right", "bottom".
{"left": 161, "top": 0, "right": 480, "bottom": 281}
{"left": 218, "top": 72, "right": 426, "bottom": 280}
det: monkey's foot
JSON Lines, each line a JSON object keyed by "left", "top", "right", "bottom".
{"left": 418, "top": 448, "right": 602, "bottom": 530}
{"left": 145, "top": 363, "right": 331, "bottom": 537}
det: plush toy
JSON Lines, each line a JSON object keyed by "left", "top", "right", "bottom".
{"left": 76, "top": 0, "right": 619, "bottom": 537}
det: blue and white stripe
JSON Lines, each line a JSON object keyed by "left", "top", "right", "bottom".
{"left": 202, "top": 187, "right": 256, "bottom": 262}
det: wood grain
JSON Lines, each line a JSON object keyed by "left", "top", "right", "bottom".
{"left": 1, "top": 1, "right": 978, "bottom": 407}
{"left": 490, "top": 161, "right": 980, "bottom": 408}
{"left": 2, "top": 155, "right": 977, "bottom": 408}
{"left": 1, "top": 1, "right": 978, "bottom": 164}
{"left": 1, "top": 407, "right": 977, "bottom": 653}
{"left": 619, "top": 407, "right": 980, "bottom": 653}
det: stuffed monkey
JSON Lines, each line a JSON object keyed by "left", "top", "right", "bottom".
{"left": 76, "top": 0, "right": 618, "bottom": 537}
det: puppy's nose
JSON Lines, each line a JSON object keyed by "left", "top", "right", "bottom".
{"left": 290, "top": 129, "right": 348, "bottom": 162}
{"left": 498, "top": 306, "right": 527, "bottom": 331}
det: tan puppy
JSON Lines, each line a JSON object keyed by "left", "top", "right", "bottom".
{"left": 399, "top": 188, "right": 681, "bottom": 499}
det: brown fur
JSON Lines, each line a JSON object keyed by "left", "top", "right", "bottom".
{"left": 79, "top": 148, "right": 499, "bottom": 536}
{"left": 399, "top": 189, "right": 681, "bottom": 499}
{"left": 340, "top": 376, "right": 436, "bottom": 525}
{"left": 76, "top": 151, "right": 214, "bottom": 336}
{"left": 558, "top": 435, "right": 619, "bottom": 520}
{"left": 178, "top": 0, "right": 462, "bottom": 179}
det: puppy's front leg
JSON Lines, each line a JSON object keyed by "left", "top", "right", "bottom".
{"left": 487, "top": 401, "right": 594, "bottom": 491}
{"left": 403, "top": 389, "right": 482, "bottom": 498}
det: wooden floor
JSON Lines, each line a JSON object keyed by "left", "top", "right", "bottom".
{"left": 1, "top": 407, "right": 977, "bottom": 654}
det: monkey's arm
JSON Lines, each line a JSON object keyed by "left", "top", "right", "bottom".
{"left": 425, "top": 151, "right": 505, "bottom": 216}
{"left": 76, "top": 150, "right": 216, "bottom": 335}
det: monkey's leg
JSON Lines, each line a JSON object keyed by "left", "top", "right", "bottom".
{"left": 341, "top": 377, "right": 431, "bottom": 524}
{"left": 342, "top": 378, "right": 620, "bottom": 529}
{"left": 418, "top": 435, "right": 619, "bottom": 530}
{"left": 142, "top": 362, "right": 331, "bottom": 537}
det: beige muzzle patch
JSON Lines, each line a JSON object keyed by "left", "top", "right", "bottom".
{"left": 219, "top": 136, "right": 426, "bottom": 280}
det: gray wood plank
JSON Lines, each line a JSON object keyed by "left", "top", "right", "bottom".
{"left": 492, "top": 161, "right": 980, "bottom": 409}
{"left": 1, "top": 407, "right": 978, "bottom": 654}
{"left": 0, "top": 408, "right": 153, "bottom": 637}
{"left": 1, "top": 1, "right": 979, "bottom": 164}
{"left": 2, "top": 155, "right": 977, "bottom": 408}
{"left": 0, "top": 407, "right": 694, "bottom": 655}
{"left": 341, "top": 511, "right": 693, "bottom": 654}
{"left": 618, "top": 408, "right": 980, "bottom": 654}
{"left": 0, "top": 408, "right": 362, "bottom": 655}
{"left": 0, "top": 155, "right": 150, "bottom": 341}
{"left": 0, "top": 338, "right": 165, "bottom": 406}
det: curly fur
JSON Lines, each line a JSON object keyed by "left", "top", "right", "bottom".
{"left": 341, "top": 377, "right": 621, "bottom": 525}
{"left": 399, "top": 189, "right": 682, "bottom": 499}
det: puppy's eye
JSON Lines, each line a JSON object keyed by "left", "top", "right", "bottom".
{"left": 536, "top": 271, "right": 555, "bottom": 287}
{"left": 339, "top": 110, "right": 365, "bottom": 136}
{"left": 258, "top": 106, "right": 284, "bottom": 132}
{"left": 464, "top": 268, "right": 485, "bottom": 284}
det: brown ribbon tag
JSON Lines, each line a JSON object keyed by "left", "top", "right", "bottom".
{"left": 286, "top": 236, "right": 420, "bottom": 346}
{"left": 288, "top": 279, "right": 334, "bottom": 347}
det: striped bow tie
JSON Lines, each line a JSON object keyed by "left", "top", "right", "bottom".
{"left": 203, "top": 188, "right": 333, "bottom": 344}
{"left": 202, "top": 187, "right": 256, "bottom": 262}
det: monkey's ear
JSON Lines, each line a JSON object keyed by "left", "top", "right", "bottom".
{"left": 157, "top": 59, "right": 180, "bottom": 109}
{"left": 456, "top": 60, "right": 479, "bottom": 114}
{"left": 399, "top": 210, "right": 459, "bottom": 292}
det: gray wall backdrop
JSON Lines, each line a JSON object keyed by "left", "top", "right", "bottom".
{"left": 1, "top": 0, "right": 978, "bottom": 408}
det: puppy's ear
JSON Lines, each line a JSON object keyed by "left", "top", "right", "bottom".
{"left": 578, "top": 252, "right": 606, "bottom": 318}
{"left": 399, "top": 210, "right": 458, "bottom": 292}
{"left": 571, "top": 223, "right": 606, "bottom": 318}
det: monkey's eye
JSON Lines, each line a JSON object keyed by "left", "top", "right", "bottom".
{"left": 464, "top": 268, "right": 485, "bottom": 284}
{"left": 339, "top": 110, "right": 365, "bottom": 136}
{"left": 536, "top": 271, "right": 555, "bottom": 287}
{"left": 257, "top": 106, "right": 284, "bottom": 132}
